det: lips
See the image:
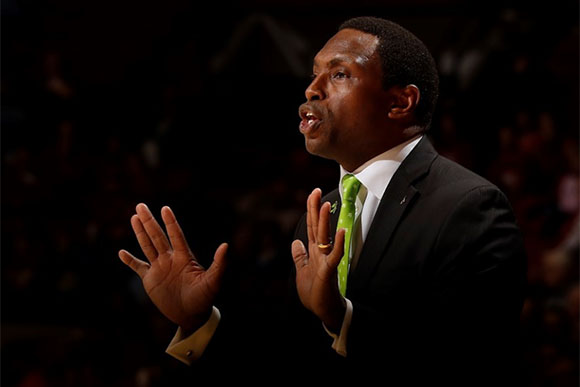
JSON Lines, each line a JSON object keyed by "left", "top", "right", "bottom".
{"left": 299, "top": 104, "right": 323, "bottom": 135}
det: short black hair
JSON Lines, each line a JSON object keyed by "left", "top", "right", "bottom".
{"left": 339, "top": 16, "right": 439, "bottom": 129}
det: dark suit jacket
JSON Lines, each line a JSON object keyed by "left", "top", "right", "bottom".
{"left": 291, "top": 136, "right": 527, "bottom": 385}
{"left": 171, "top": 136, "right": 526, "bottom": 386}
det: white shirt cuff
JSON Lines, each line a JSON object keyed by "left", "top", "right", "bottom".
{"left": 165, "top": 306, "right": 221, "bottom": 365}
{"left": 322, "top": 298, "right": 353, "bottom": 357}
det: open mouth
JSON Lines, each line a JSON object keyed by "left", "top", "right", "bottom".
{"left": 299, "top": 105, "right": 323, "bottom": 134}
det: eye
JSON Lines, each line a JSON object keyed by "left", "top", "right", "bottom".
{"left": 332, "top": 71, "right": 348, "bottom": 80}
{"left": 310, "top": 73, "right": 317, "bottom": 80}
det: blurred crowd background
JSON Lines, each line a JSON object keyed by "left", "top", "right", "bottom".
{"left": 2, "top": 0, "right": 578, "bottom": 386}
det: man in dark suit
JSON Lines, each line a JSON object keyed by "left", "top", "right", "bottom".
{"left": 288, "top": 16, "right": 526, "bottom": 385}
{"left": 119, "top": 16, "right": 526, "bottom": 385}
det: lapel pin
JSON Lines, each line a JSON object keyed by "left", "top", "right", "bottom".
{"left": 400, "top": 196, "right": 407, "bottom": 205}
{"left": 330, "top": 201, "right": 338, "bottom": 214}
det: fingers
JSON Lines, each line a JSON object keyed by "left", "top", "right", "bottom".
{"left": 317, "top": 201, "right": 332, "bottom": 254}
{"left": 327, "top": 228, "right": 346, "bottom": 269}
{"left": 306, "top": 188, "right": 321, "bottom": 245}
{"left": 161, "top": 206, "right": 190, "bottom": 254}
{"left": 118, "top": 249, "right": 150, "bottom": 278}
{"left": 291, "top": 239, "right": 308, "bottom": 270}
{"left": 131, "top": 214, "right": 158, "bottom": 262}
{"left": 136, "top": 203, "right": 171, "bottom": 255}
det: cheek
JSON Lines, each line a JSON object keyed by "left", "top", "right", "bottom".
{"left": 332, "top": 96, "right": 369, "bottom": 128}
{"left": 330, "top": 92, "right": 359, "bottom": 121}
{"left": 351, "top": 89, "right": 388, "bottom": 124}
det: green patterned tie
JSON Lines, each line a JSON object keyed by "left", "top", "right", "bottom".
{"left": 337, "top": 174, "right": 362, "bottom": 297}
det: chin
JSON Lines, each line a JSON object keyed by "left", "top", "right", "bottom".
{"left": 304, "top": 139, "right": 335, "bottom": 161}
{"left": 304, "top": 137, "right": 321, "bottom": 155}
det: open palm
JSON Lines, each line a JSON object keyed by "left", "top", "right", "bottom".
{"left": 119, "top": 203, "right": 228, "bottom": 333}
{"left": 292, "top": 189, "right": 346, "bottom": 333}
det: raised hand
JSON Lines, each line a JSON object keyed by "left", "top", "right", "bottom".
{"left": 119, "top": 203, "right": 228, "bottom": 333}
{"left": 292, "top": 188, "right": 346, "bottom": 333}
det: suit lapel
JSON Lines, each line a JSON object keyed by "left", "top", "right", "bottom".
{"left": 348, "top": 136, "right": 438, "bottom": 294}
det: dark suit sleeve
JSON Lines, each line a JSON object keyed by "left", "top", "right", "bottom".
{"left": 348, "top": 185, "right": 527, "bottom": 384}
{"left": 425, "top": 186, "right": 526, "bottom": 381}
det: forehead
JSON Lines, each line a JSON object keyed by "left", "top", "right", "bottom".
{"left": 314, "top": 28, "right": 380, "bottom": 66}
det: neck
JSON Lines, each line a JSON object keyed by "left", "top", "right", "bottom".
{"left": 341, "top": 133, "right": 423, "bottom": 172}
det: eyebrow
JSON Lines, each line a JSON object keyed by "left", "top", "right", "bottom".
{"left": 328, "top": 56, "right": 354, "bottom": 67}
{"left": 313, "top": 55, "right": 356, "bottom": 69}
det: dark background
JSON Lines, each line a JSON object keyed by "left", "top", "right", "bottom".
{"left": 2, "top": 0, "right": 579, "bottom": 386}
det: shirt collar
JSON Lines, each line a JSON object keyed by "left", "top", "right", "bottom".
{"left": 339, "top": 136, "right": 422, "bottom": 201}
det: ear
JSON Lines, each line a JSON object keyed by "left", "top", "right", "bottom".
{"left": 388, "top": 84, "right": 420, "bottom": 120}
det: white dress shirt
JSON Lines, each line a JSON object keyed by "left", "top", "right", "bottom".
{"left": 166, "top": 136, "right": 423, "bottom": 364}
{"left": 324, "top": 135, "right": 422, "bottom": 356}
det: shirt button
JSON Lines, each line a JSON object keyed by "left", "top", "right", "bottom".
{"left": 186, "top": 350, "right": 193, "bottom": 358}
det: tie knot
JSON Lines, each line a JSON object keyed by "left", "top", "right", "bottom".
{"left": 342, "top": 174, "right": 361, "bottom": 203}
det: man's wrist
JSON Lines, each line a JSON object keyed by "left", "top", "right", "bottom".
{"left": 167, "top": 306, "right": 221, "bottom": 365}
{"left": 321, "top": 297, "right": 347, "bottom": 334}
{"left": 323, "top": 298, "right": 353, "bottom": 357}
{"left": 179, "top": 308, "right": 214, "bottom": 337}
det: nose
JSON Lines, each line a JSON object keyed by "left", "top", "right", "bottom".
{"left": 305, "top": 76, "right": 325, "bottom": 101}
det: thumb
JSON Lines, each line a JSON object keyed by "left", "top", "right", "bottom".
{"left": 291, "top": 239, "right": 308, "bottom": 269}
{"left": 205, "top": 243, "right": 229, "bottom": 292}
